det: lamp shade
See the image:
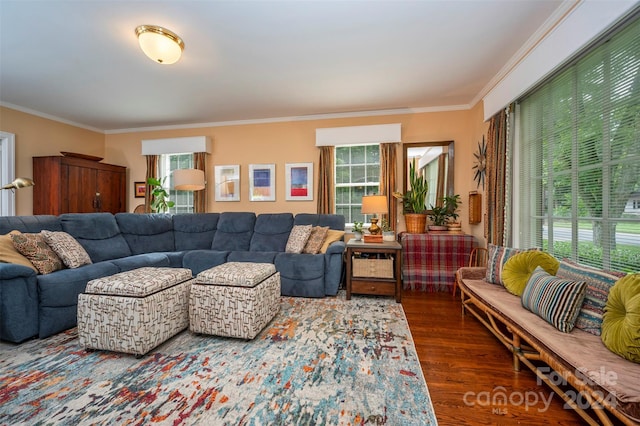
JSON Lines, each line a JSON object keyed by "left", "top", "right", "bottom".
{"left": 173, "top": 169, "right": 205, "bottom": 191}
{"left": 361, "top": 195, "right": 388, "bottom": 214}
{"left": 135, "top": 25, "right": 184, "bottom": 65}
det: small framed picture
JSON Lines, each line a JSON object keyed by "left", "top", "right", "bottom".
{"left": 249, "top": 164, "right": 275, "bottom": 201}
{"left": 134, "top": 182, "right": 146, "bottom": 198}
{"left": 214, "top": 165, "right": 240, "bottom": 201}
{"left": 285, "top": 162, "right": 313, "bottom": 201}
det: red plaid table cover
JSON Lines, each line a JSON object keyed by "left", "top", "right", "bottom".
{"left": 401, "top": 232, "right": 475, "bottom": 292}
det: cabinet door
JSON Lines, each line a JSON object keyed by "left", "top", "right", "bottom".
{"left": 66, "top": 165, "right": 98, "bottom": 213}
{"left": 96, "top": 169, "right": 125, "bottom": 213}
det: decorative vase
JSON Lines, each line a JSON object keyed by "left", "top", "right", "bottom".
{"left": 405, "top": 213, "right": 427, "bottom": 234}
{"left": 353, "top": 231, "right": 363, "bottom": 241}
{"left": 382, "top": 231, "right": 395, "bottom": 242}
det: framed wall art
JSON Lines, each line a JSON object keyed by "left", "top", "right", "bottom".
{"left": 249, "top": 164, "right": 275, "bottom": 201}
{"left": 285, "top": 162, "right": 313, "bottom": 201}
{"left": 134, "top": 181, "right": 146, "bottom": 198}
{"left": 214, "top": 165, "right": 240, "bottom": 201}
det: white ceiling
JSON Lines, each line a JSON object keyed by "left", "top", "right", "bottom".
{"left": 0, "top": 0, "right": 565, "bottom": 133}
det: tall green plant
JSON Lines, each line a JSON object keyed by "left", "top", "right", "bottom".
{"left": 146, "top": 177, "right": 175, "bottom": 213}
{"left": 401, "top": 159, "right": 429, "bottom": 214}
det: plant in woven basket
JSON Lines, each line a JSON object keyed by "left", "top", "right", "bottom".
{"left": 393, "top": 159, "right": 428, "bottom": 214}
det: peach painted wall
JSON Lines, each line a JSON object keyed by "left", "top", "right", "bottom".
{"left": 0, "top": 106, "right": 105, "bottom": 215}
{"left": 466, "top": 101, "right": 490, "bottom": 246}
{"left": 106, "top": 108, "right": 486, "bottom": 244}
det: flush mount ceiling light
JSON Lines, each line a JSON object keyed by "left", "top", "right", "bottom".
{"left": 135, "top": 25, "right": 184, "bottom": 65}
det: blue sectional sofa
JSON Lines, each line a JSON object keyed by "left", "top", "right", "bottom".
{"left": 0, "top": 212, "right": 345, "bottom": 343}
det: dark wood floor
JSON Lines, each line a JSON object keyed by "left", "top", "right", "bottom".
{"left": 402, "top": 290, "right": 588, "bottom": 425}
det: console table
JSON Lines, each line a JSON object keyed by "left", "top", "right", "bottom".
{"left": 400, "top": 232, "right": 475, "bottom": 292}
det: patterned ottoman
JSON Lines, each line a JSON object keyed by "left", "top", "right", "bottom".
{"left": 77, "top": 267, "right": 194, "bottom": 356}
{"left": 190, "top": 262, "right": 281, "bottom": 339}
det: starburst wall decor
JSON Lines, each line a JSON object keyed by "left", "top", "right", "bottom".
{"left": 473, "top": 136, "right": 487, "bottom": 189}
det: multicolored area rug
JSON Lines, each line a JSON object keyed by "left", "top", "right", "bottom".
{"left": 0, "top": 292, "right": 436, "bottom": 425}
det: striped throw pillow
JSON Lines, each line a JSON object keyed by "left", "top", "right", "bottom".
{"left": 521, "top": 267, "right": 587, "bottom": 333}
{"left": 556, "top": 259, "right": 626, "bottom": 336}
{"left": 485, "top": 244, "right": 526, "bottom": 285}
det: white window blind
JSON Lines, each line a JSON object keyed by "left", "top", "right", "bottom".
{"left": 517, "top": 16, "right": 640, "bottom": 273}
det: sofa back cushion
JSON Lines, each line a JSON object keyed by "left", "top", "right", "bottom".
{"left": 250, "top": 213, "right": 293, "bottom": 252}
{"left": 486, "top": 244, "right": 528, "bottom": 285}
{"left": 211, "top": 212, "right": 256, "bottom": 251}
{"left": 294, "top": 213, "right": 345, "bottom": 231}
{"left": 557, "top": 259, "right": 626, "bottom": 336}
{"left": 173, "top": 213, "right": 219, "bottom": 250}
{"left": 60, "top": 213, "right": 132, "bottom": 262}
{"left": 0, "top": 215, "right": 61, "bottom": 234}
{"left": 115, "top": 213, "right": 175, "bottom": 255}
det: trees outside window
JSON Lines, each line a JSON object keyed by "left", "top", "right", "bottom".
{"left": 518, "top": 17, "right": 640, "bottom": 272}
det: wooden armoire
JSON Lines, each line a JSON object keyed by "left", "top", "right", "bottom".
{"left": 33, "top": 155, "right": 127, "bottom": 215}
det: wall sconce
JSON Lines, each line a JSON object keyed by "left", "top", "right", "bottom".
{"left": 361, "top": 195, "right": 388, "bottom": 235}
{"left": 135, "top": 25, "right": 184, "bottom": 65}
{"left": 1, "top": 177, "right": 35, "bottom": 191}
{"left": 173, "top": 169, "right": 205, "bottom": 191}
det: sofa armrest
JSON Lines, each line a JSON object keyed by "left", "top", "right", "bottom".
{"left": 457, "top": 266, "right": 487, "bottom": 281}
{"left": 325, "top": 240, "right": 345, "bottom": 255}
{"left": 0, "top": 263, "right": 39, "bottom": 342}
{"left": 0, "top": 263, "right": 37, "bottom": 279}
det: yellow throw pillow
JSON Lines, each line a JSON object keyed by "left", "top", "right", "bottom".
{"left": 0, "top": 231, "right": 37, "bottom": 271}
{"left": 320, "top": 229, "right": 345, "bottom": 254}
{"left": 502, "top": 251, "right": 560, "bottom": 296}
{"left": 601, "top": 273, "right": 640, "bottom": 363}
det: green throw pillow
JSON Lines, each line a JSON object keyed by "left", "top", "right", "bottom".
{"left": 601, "top": 273, "right": 640, "bottom": 363}
{"left": 502, "top": 251, "right": 560, "bottom": 296}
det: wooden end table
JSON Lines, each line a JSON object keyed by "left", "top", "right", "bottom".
{"left": 345, "top": 239, "right": 402, "bottom": 302}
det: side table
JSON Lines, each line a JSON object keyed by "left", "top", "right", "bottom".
{"left": 345, "top": 239, "right": 403, "bottom": 303}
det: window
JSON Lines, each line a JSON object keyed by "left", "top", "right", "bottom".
{"left": 158, "top": 153, "right": 195, "bottom": 214}
{"left": 335, "top": 144, "right": 380, "bottom": 225}
{"left": 517, "top": 16, "right": 640, "bottom": 273}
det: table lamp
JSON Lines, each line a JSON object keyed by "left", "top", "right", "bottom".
{"left": 361, "top": 195, "right": 388, "bottom": 235}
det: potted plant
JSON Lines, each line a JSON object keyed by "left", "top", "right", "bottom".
{"left": 381, "top": 219, "right": 395, "bottom": 242}
{"left": 352, "top": 221, "right": 364, "bottom": 241}
{"left": 146, "top": 177, "right": 175, "bottom": 213}
{"left": 443, "top": 194, "right": 462, "bottom": 232}
{"left": 393, "top": 159, "right": 428, "bottom": 233}
{"left": 427, "top": 204, "right": 449, "bottom": 231}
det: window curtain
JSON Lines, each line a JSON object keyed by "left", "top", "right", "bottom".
{"left": 485, "top": 108, "right": 509, "bottom": 245}
{"left": 144, "top": 155, "right": 158, "bottom": 213}
{"left": 317, "top": 146, "right": 334, "bottom": 214}
{"left": 380, "top": 143, "right": 398, "bottom": 231}
{"left": 193, "top": 152, "right": 206, "bottom": 213}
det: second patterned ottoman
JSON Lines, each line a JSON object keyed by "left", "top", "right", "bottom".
{"left": 189, "top": 262, "right": 281, "bottom": 339}
{"left": 77, "top": 267, "right": 194, "bottom": 356}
